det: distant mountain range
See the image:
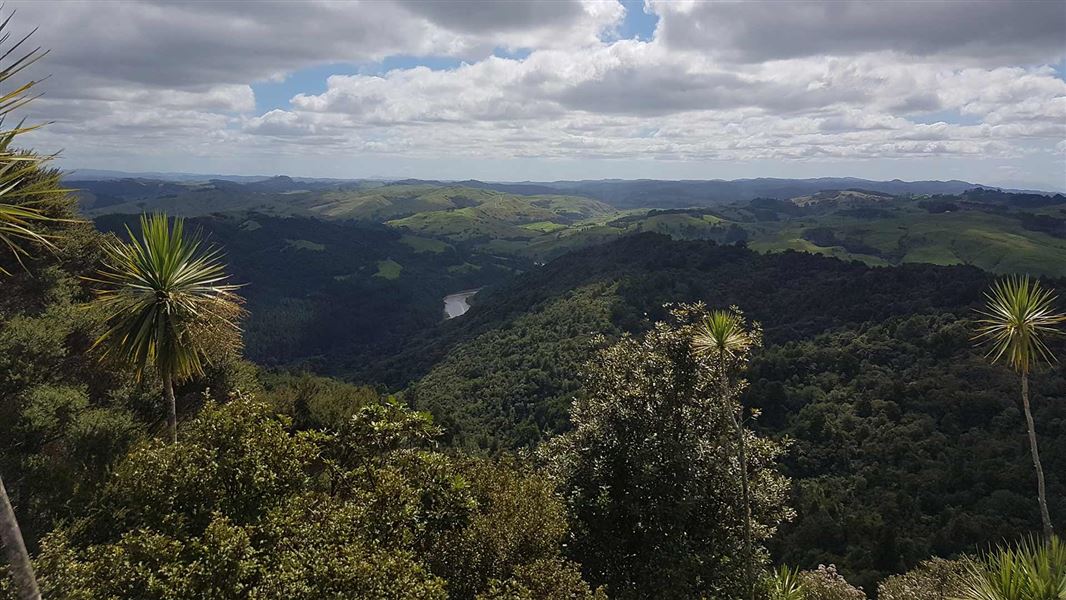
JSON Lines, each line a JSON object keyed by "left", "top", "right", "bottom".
{"left": 63, "top": 170, "right": 1060, "bottom": 206}
{"left": 63, "top": 169, "right": 351, "bottom": 184}
{"left": 69, "top": 172, "right": 1066, "bottom": 277}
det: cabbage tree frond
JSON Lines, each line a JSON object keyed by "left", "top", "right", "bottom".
{"left": 974, "top": 276, "right": 1066, "bottom": 375}
{"left": 89, "top": 214, "right": 245, "bottom": 381}
{"left": 0, "top": 15, "right": 74, "bottom": 276}
{"left": 956, "top": 536, "right": 1066, "bottom": 600}
{"left": 765, "top": 565, "right": 805, "bottom": 600}
{"left": 693, "top": 308, "right": 757, "bottom": 365}
{"left": 0, "top": 151, "right": 72, "bottom": 274}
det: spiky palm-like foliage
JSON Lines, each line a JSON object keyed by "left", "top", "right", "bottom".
{"left": 0, "top": 13, "right": 58, "bottom": 600}
{"left": 976, "top": 277, "right": 1065, "bottom": 375}
{"left": 975, "top": 277, "right": 1065, "bottom": 541}
{"left": 694, "top": 307, "right": 762, "bottom": 600}
{"left": 764, "top": 565, "right": 805, "bottom": 600}
{"left": 89, "top": 214, "right": 245, "bottom": 443}
{"left": 0, "top": 15, "right": 69, "bottom": 277}
{"left": 955, "top": 536, "right": 1066, "bottom": 600}
{"left": 693, "top": 308, "right": 758, "bottom": 366}
{"left": 0, "top": 155, "right": 59, "bottom": 274}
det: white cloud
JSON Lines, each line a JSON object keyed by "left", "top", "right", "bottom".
{"left": 650, "top": 0, "right": 1066, "bottom": 66}
{"left": 3, "top": 0, "right": 1063, "bottom": 188}
{"left": 253, "top": 44, "right": 1065, "bottom": 165}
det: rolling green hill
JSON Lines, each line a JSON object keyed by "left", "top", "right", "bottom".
{"left": 381, "top": 190, "right": 616, "bottom": 242}
{"left": 565, "top": 189, "right": 1066, "bottom": 276}
{"left": 311, "top": 185, "right": 496, "bottom": 220}
{"left": 78, "top": 177, "right": 1066, "bottom": 275}
{"left": 738, "top": 195, "right": 1066, "bottom": 275}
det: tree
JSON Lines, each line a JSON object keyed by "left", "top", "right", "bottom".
{"left": 974, "top": 276, "right": 1065, "bottom": 540}
{"left": 545, "top": 303, "right": 791, "bottom": 599}
{"left": 795, "top": 564, "right": 866, "bottom": 600}
{"left": 0, "top": 13, "right": 67, "bottom": 600}
{"left": 89, "top": 214, "right": 245, "bottom": 443}
{"left": 693, "top": 307, "right": 762, "bottom": 600}
{"left": 0, "top": 477, "right": 39, "bottom": 600}
{"left": 878, "top": 557, "right": 972, "bottom": 600}
{"left": 30, "top": 394, "right": 601, "bottom": 599}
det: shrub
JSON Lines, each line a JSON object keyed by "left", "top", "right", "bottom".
{"left": 954, "top": 536, "right": 1066, "bottom": 600}
{"left": 763, "top": 565, "right": 804, "bottom": 600}
{"left": 877, "top": 557, "right": 971, "bottom": 600}
{"left": 798, "top": 565, "right": 866, "bottom": 600}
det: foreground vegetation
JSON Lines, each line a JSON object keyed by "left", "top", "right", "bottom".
{"left": 395, "top": 234, "right": 1065, "bottom": 590}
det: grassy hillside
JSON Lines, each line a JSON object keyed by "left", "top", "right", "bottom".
{"left": 582, "top": 189, "right": 1066, "bottom": 276}
{"left": 743, "top": 205, "right": 1066, "bottom": 275}
{"left": 426, "top": 188, "right": 1066, "bottom": 272}
{"left": 79, "top": 177, "right": 1066, "bottom": 274}
{"left": 383, "top": 190, "right": 616, "bottom": 242}
{"left": 311, "top": 185, "right": 496, "bottom": 220}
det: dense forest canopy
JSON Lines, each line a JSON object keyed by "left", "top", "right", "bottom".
{"left": 69, "top": 178, "right": 1066, "bottom": 381}
{"left": 6, "top": 171, "right": 1065, "bottom": 599}
{"left": 11, "top": 194, "right": 1055, "bottom": 598}
{"left": 393, "top": 234, "right": 1065, "bottom": 590}
{"left": 92, "top": 213, "right": 522, "bottom": 373}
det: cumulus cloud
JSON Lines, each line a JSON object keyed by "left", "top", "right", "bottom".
{"left": 4, "top": 0, "right": 1064, "bottom": 187}
{"left": 396, "top": 0, "right": 622, "bottom": 47}
{"left": 270, "top": 44, "right": 1065, "bottom": 151}
{"left": 651, "top": 0, "right": 1066, "bottom": 66}
{"left": 14, "top": 0, "right": 619, "bottom": 90}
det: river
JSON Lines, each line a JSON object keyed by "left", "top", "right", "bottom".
{"left": 443, "top": 288, "right": 480, "bottom": 319}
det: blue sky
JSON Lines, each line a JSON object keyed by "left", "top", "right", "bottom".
{"left": 252, "top": 2, "right": 659, "bottom": 115}
{"left": 253, "top": 56, "right": 469, "bottom": 113}
{"left": 612, "top": 0, "right": 659, "bottom": 41}
{"left": 13, "top": 0, "right": 1066, "bottom": 190}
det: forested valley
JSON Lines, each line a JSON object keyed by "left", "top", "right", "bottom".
{"left": 3, "top": 15, "right": 1066, "bottom": 600}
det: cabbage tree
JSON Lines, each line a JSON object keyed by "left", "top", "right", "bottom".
{"left": 975, "top": 276, "right": 1065, "bottom": 540}
{"left": 0, "top": 14, "right": 58, "bottom": 600}
{"left": 89, "top": 214, "right": 244, "bottom": 443}
{"left": 694, "top": 307, "right": 762, "bottom": 600}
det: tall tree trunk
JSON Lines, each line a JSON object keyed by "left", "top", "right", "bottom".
{"left": 722, "top": 366, "right": 754, "bottom": 600}
{"left": 1021, "top": 374, "right": 1053, "bottom": 539}
{"left": 164, "top": 372, "right": 177, "bottom": 444}
{"left": 736, "top": 407, "right": 754, "bottom": 600}
{"left": 0, "top": 475, "right": 41, "bottom": 600}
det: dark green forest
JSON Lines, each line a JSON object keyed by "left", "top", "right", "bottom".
{"left": 388, "top": 234, "right": 1065, "bottom": 590}
{"left": 92, "top": 213, "right": 524, "bottom": 373}
{"left": 6, "top": 194, "right": 1065, "bottom": 599}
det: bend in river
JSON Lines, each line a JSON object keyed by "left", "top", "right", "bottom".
{"left": 443, "top": 288, "right": 480, "bottom": 319}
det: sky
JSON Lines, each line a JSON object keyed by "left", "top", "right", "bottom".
{"left": 10, "top": 0, "right": 1066, "bottom": 189}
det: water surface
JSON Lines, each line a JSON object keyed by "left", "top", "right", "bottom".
{"left": 443, "top": 288, "right": 480, "bottom": 319}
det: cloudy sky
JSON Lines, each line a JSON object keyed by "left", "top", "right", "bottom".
{"left": 11, "top": 0, "right": 1066, "bottom": 188}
